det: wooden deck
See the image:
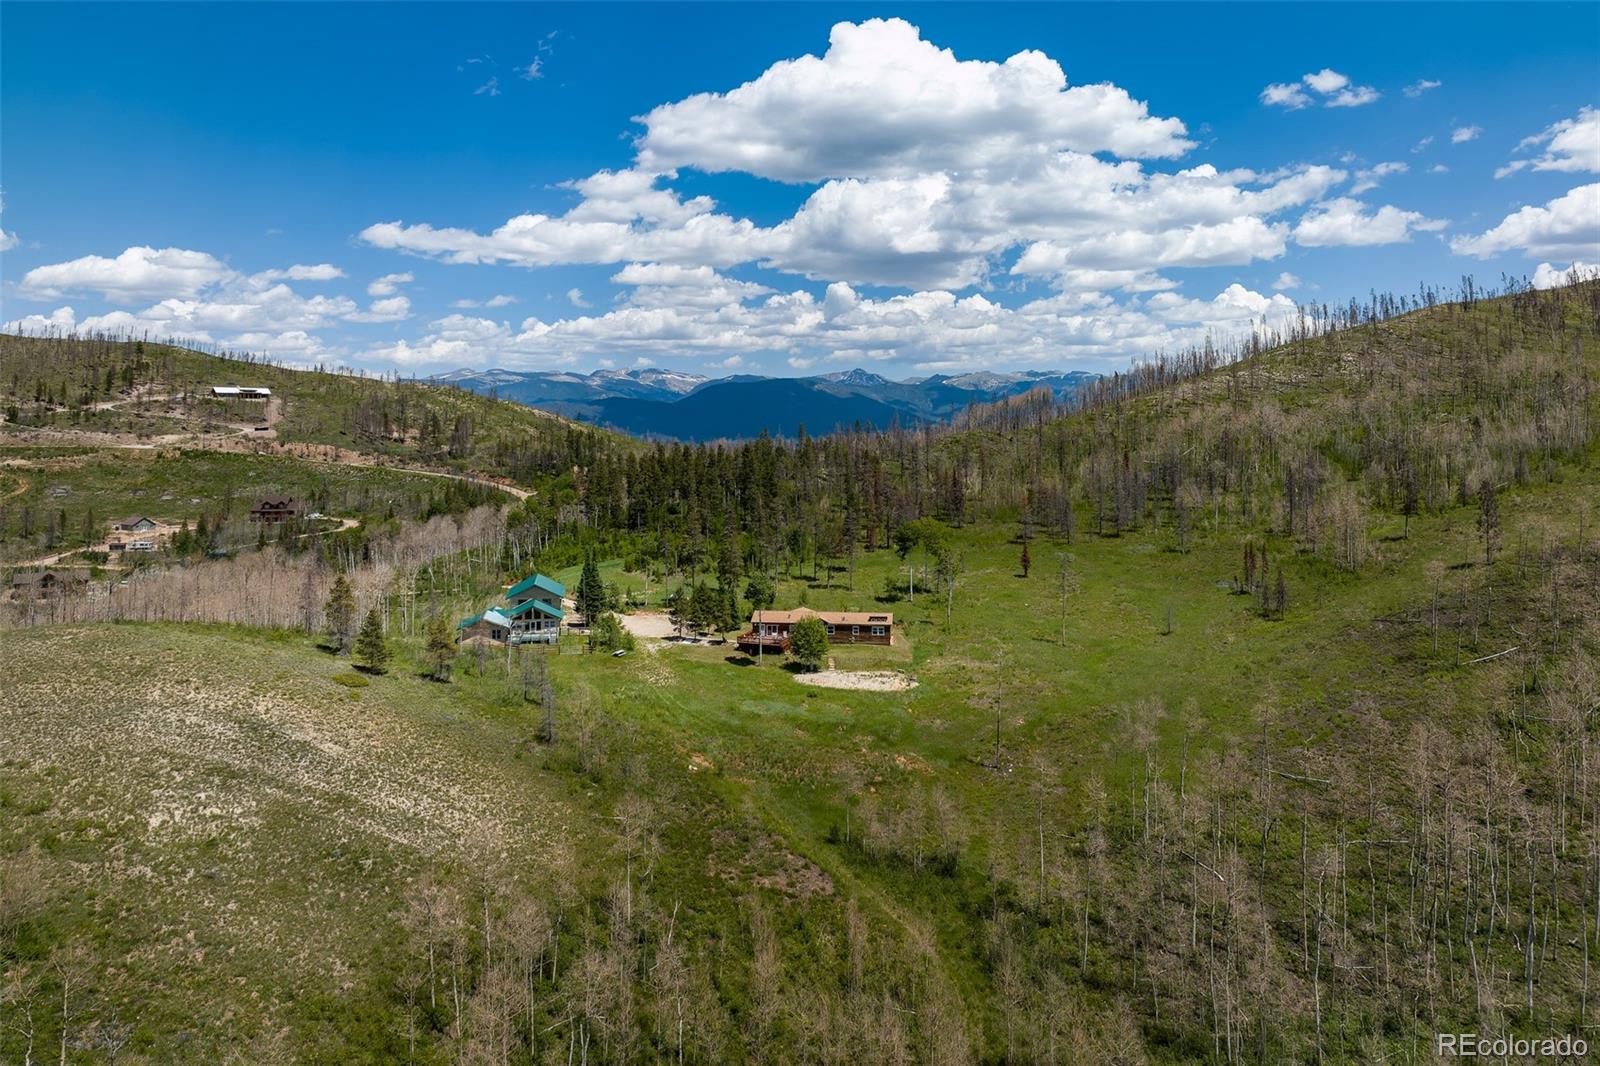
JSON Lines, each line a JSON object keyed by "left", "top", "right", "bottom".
{"left": 735, "top": 631, "right": 789, "bottom": 654}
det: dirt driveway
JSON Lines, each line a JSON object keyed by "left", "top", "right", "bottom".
{"left": 618, "top": 611, "right": 680, "bottom": 639}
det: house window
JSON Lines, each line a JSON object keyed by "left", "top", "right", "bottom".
{"left": 851, "top": 625, "right": 860, "bottom": 635}
{"left": 826, "top": 625, "right": 835, "bottom": 635}
{"left": 871, "top": 626, "right": 885, "bottom": 636}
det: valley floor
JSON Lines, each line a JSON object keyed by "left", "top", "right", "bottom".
{"left": 4, "top": 448, "right": 1596, "bottom": 1061}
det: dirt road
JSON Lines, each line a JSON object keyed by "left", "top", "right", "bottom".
{"left": 618, "top": 611, "right": 680, "bottom": 639}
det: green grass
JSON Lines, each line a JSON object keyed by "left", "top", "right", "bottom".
{"left": 517, "top": 449, "right": 1599, "bottom": 1056}
{"left": 3, "top": 448, "right": 1593, "bottom": 1061}
{"left": 0, "top": 622, "right": 594, "bottom": 1061}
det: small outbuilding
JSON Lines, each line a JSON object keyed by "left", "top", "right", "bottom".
{"left": 458, "top": 608, "right": 513, "bottom": 644}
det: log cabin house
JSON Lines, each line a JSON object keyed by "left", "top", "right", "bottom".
{"left": 249, "top": 497, "right": 305, "bottom": 523}
{"left": 10, "top": 570, "right": 87, "bottom": 599}
{"left": 111, "top": 515, "right": 158, "bottom": 533}
{"left": 736, "top": 607, "right": 894, "bottom": 654}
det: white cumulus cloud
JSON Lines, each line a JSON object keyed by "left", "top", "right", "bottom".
{"left": 255, "top": 263, "right": 346, "bottom": 282}
{"left": 0, "top": 192, "right": 18, "bottom": 251}
{"left": 1451, "top": 183, "right": 1600, "bottom": 260}
{"left": 453, "top": 294, "right": 518, "bottom": 309}
{"left": 1293, "top": 198, "right": 1445, "bottom": 247}
{"left": 368, "top": 272, "right": 414, "bottom": 296}
{"left": 360, "top": 279, "right": 1300, "bottom": 377}
{"left": 1350, "top": 161, "right": 1407, "bottom": 194}
{"left": 1530, "top": 261, "right": 1597, "bottom": 289}
{"left": 362, "top": 21, "right": 1341, "bottom": 292}
{"left": 345, "top": 296, "right": 412, "bottom": 323}
{"left": 1496, "top": 107, "right": 1600, "bottom": 178}
{"left": 21, "top": 246, "right": 232, "bottom": 302}
{"left": 634, "top": 17, "right": 1194, "bottom": 182}
{"left": 1262, "top": 68, "right": 1379, "bottom": 110}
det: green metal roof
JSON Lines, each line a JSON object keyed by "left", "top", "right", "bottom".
{"left": 506, "top": 572, "right": 566, "bottom": 600}
{"left": 459, "top": 608, "right": 511, "bottom": 629}
{"left": 505, "top": 597, "right": 564, "bottom": 620}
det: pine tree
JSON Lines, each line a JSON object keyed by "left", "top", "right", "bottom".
{"left": 665, "top": 586, "right": 689, "bottom": 637}
{"left": 744, "top": 573, "right": 776, "bottom": 612}
{"left": 1401, "top": 469, "right": 1420, "bottom": 538}
{"left": 719, "top": 584, "right": 742, "bottom": 641}
{"left": 324, "top": 574, "right": 356, "bottom": 653}
{"left": 424, "top": 613, "right": 455, "bottom": 681}
{"left": 354, "top": 608, "right": 390, "bottom": 674}
{"left": 1477, "top": 482, "right": 1501, "bottom": 567}
{"left": 575, "top": 552, "right": 605, "bottom": 624}
{"left": 688, "top": 581, "right": 718, "bottom": 634}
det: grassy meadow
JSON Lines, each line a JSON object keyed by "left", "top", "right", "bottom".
{"left": 6, "top": 437, "right": 1588, "bottom": 1059}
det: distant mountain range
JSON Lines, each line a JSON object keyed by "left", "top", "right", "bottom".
{"left": 431, "top": 366, "right": 1099, "bottom": 442}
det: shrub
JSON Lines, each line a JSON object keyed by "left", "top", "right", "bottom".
{"left": 590, "top": 612, "right": 636, "bottom": 653}
{"left": 789, "top": 616, "right": 828, "bottom": 672}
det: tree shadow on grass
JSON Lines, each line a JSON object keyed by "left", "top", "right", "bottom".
{"left": 724, "top": 655, "right": 756, "bottom": 667}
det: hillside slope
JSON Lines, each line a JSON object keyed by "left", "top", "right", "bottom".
{"left": 0, "top": 333, "right": 622, "bottom": 486}
{"left": 1, "top": 624, "right": 589, "bottom": 1060}
{"left": 2, "top": 282, "right": 1598, "bottom": 1063}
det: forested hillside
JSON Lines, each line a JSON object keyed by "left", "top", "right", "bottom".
{"left": 0, "top": 333, "right": 613, "bottom": 484}
{"left": 2, "top": 278, "right": 1598, "bottom": 1063}
{"left": 538, "top": 280, "right": 1596, "bottom": 578}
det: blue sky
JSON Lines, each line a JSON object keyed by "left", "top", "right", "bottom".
{"left": 3, "top": 2, "right": 1597, "bottom": 378}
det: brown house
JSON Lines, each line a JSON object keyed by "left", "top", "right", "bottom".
{"left": 11, "top": 570, "right": 86, "bottom": 599}
{"left": 111, "top": 515, "right": 158, "bottom": 532}
{"left": 249, "top": 497, "right": 305, "bottom": 523}
{"left": 736, "top": 607, "right": 894, "bottom": 654}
